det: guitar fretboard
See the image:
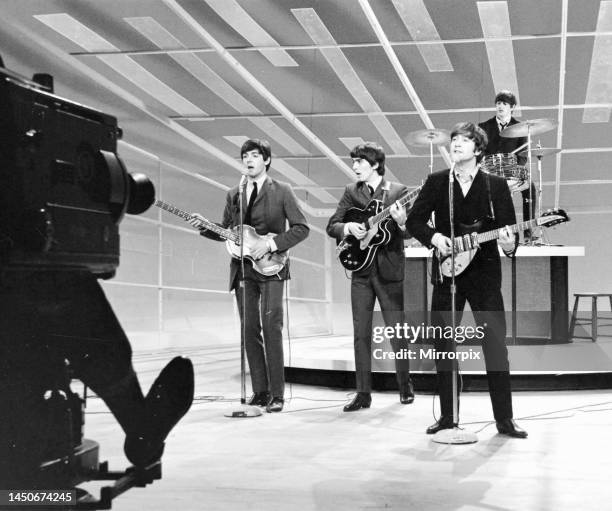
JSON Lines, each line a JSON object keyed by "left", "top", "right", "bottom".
{"left": 368, "top": 185, "right": 423, "bottom": 227}
{"left": 154, "top": 199, "right": 239, "bottom": 243}
{"left": 453, "top": 218, "right": 539, "bottom": 253}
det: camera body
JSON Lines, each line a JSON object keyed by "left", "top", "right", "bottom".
{"left": 0, "top": 67, "right": 153, "bottom": 276}
{"left": 0, "top": 63, "right": 166, "bottom": 503}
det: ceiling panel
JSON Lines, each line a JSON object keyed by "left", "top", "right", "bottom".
{"left": 1, "top": 0, "right": 612, "bottom": 218}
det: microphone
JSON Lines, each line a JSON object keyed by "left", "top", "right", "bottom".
{"left": 238, "top": 175, "right": 247, "bottom": 196}
{"left": 449, "top": 161, "right": 456, "bottom": 182}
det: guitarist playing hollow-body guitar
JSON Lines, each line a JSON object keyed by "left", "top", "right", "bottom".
{"left": 327, "top": 141, "right": 414, "bottom": 412}
{"left": 335, "top": 184, "right": 422, "bottom": 272}
{"left": 188, "top": 139, "right": 309, "bottom": 413}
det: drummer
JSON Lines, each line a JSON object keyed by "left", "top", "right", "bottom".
{"left": 479, "top": 90, "right": 536, "bottom": 240}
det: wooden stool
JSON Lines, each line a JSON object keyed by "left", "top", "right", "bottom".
{"left": 568, "top": 293, "right": 612, "bottom": 341}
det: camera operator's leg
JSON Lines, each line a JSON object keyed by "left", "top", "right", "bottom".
{"left": 56, "top": 272, "right": 194, "bottom": 466}
{"left": 1, "top": 270, "right": 193, "bottom": 468}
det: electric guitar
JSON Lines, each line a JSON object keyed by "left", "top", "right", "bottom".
{"left": 438, "top": 209, "right": 569, "bottom": 277}
{"left": 154, "top": 200, "right": 287, "bottom": 276}
{"left": 337, "top": 185, "right": 423, "bottom": 272}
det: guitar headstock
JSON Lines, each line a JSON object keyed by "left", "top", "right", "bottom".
{"left": 537, "top": 209, "right": 569, "bottom": 228}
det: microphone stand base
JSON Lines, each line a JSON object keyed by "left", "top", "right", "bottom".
{"left": 224, "top": 404, "right": 263, "bottom": 418}
{"left": 432, "top": 427, "right": 478, "bottom": 445}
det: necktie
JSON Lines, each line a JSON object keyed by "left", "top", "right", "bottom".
{"left": 367, "top": 185, "right": 374, "bottom": 197}
{"left": 244, "top": 182, "right": 257, "bottom": 226}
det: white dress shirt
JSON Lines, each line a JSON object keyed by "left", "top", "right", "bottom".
{"left": 245, "top": 174, "right": 277, "bottom": 253}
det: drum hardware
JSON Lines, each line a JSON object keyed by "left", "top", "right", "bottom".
{"left": 500, "top": 118, "right": 558, "bottom": 138}
{"left": 406, "top": 128, "right": 450, "bottom": 174}
{"left": 518, "top": 147, "right": 562, "bottom": 158}
{"left": 522, "top": 143, "right": 562, "bottom": 246}
{"left": 481, "top": 153, "right": 528, "bottom": 193}
{"left": 501, "top": 118, "right": 558, "bottom": 244}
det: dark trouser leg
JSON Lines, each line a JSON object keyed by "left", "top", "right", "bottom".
{"left": 56, "top": 274, "right": 147, "bottom": 435}
{"left": 0, "top": 271, "right": 146, "bottom": 435}
{"left": 351, "top": 275, "right": 376, "bottom": 392}
{"left": 469, "top": 288, "right": 513, "bottom": 421}
{"left": 1, "top": 271, "right": 193, "bottom": 468}
{"left": 431, "top": 283, "right": 465, "bottom": 418}
{"left": 259, "top": 279, "right": 286, "bottom": 398}
{"left": 235, "top": 279, "right": 268, "bottom": 394}
{"left": 372, "top": 273, "right": 411, "bottom": 390}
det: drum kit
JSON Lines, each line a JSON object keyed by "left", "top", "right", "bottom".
{"left": 406, "top": 118, "right": 561, "bottom": 243}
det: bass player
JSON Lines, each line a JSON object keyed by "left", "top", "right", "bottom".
{"left": 327, "top": 141, "right": 414, "bottom": 412}
{"left": 189, "top": 138, "right": 309, "bottom": 413}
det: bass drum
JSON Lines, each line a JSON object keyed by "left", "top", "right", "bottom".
{"left": 481, "top": 153, "right": 528, "bottom": 193}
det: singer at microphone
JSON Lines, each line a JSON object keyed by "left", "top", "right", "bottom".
{"left": 406, "top": 122, "right": 527, "bottom": 438}
{"left": 187, "top": 139, "right": 309, "bottom": 413}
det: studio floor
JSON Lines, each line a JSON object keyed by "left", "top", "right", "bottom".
{"left": 79, "top": 342, "right": 612, "bottom": 511}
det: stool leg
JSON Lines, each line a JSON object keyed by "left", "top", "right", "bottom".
{"left": 568, "top": 296, "right": 579, "bottom": 340}
{"left": 592, "top": 296, "right": 597, "bottom": 342}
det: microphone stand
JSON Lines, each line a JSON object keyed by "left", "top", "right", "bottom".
{"left": 433, "top": 163, "right": 477, "bottom": 444}
{"left": 225, "top": 175, "right": 262, "bottom": 418}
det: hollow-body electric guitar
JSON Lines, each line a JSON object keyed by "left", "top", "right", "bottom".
{"left": 437, "top": 209, "right": 569, "bottom": 277}
{"left": 337, "top": 185, "right": 423, "bottom": 272}
{"left": 154, "top": 200, "right": 287, "bottom": 276}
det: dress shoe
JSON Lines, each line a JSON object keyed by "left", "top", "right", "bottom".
{"left": 124, "top": 357, "right": 194, "bottom": 466}
{"left": 343, "top": 392, "right": 371, "bottom": 412}
{"left": 266, "top": 397, "right": 284, "bottom": 413}
{"left": 399, "top": 382, "right": 415, "bottom": 404}
{"left": 496, "top": 418, "right": 528, "bottom": 438}
{"left": 247, "top": 391, "right": 270, "bottom": 407}
{"left": 426, "top": 416, "right": 457, "bottom": 434}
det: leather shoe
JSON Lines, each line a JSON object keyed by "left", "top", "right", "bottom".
{"left": 426, "top": 416, "right": 457, "bottom": 434}
{"left": 399, "top": 382, "right": 415, "bottom": 404}
{"left": 343, "top": 392, "right": 371, "bottom": 412}
{"left": 496, "top": 418, "right": 528, "bottom": 438}
{"left": 247, "top": 391, "right": 270, "bottom": 407}
{"left": 266, "top": 397, "right": 284, "bottom": 413}
{"left": 124, "top": 357, "right": 194, "bottom": 467}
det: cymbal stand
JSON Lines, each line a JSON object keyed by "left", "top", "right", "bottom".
{"left": 428, "top": 137, "right": 434, "bottom": 174}
{"left": 534, "top": 142, "right": 550, "bottom": 245}
{"left": 525, "top": 125, "right": 534, "bottom": 245}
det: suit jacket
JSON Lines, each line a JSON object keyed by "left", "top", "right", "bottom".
{"left": 406, "top": 169, "right": 517, "bottom": 289}
{"left": 326, "top": 179, "right": 409, "bottom": 282}
{"left": 479, "top": 116, "right": 527, "bottom": 165}
{"left": 203, "top": 176, "right": 309, "bottom": 290}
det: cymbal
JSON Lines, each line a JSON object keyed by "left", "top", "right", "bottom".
{"left": 500, "top": 118, "right": 557, "bottom": 138}
{"left": 406, "top": 128, "right": 450, "bottom": 146}
{"left": 518, "top": 147, "right": 562, "bottom": 158}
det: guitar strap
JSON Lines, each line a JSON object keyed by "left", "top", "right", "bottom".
{"left": 484, "top": 170, "right": 496, "bottom": 222}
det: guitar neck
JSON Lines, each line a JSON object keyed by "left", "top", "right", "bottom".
{"left": 453, "top": 218, "right": 538, "bottom": 252}
{"left": 368, "top": 185, "right": 423, "bottom": 226}
{"left": 154, "top": 200, "right": 238, "bottom": 242}
{"left": 476, "top": 218, "right": 538, "bottom": 244}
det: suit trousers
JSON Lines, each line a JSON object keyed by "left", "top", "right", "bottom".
{"left": 235, "top": 275, "right": 285, "bottom": 398}
{"left": 351, "top": 265, "right": 411, "bottom": 393}
{"left": 431, "top": 279, "right": 513, "bottom": 421}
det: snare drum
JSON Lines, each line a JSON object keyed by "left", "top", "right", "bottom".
{"left": 481, "top": 153, "right": 528, "bottom": 193}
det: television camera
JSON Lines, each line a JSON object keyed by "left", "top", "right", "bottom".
{"left": 0, "top": 58, "right": 194, "bottom": 509}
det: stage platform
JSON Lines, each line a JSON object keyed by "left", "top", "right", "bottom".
{"left": 285, "top": 333, "right": 612, "bottom": 391}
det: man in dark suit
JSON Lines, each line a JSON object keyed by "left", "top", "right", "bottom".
{"left": 190, "top": 139, "right": 309, "bottom": 413}
{"left": 478, "top": 90, "right": 536, "bottom": 240}
{"left": 327, "top": 142, "right": 414, "bottom": 412}
{"left": 406, "top": 122, "right": 527, "bottom": 438}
